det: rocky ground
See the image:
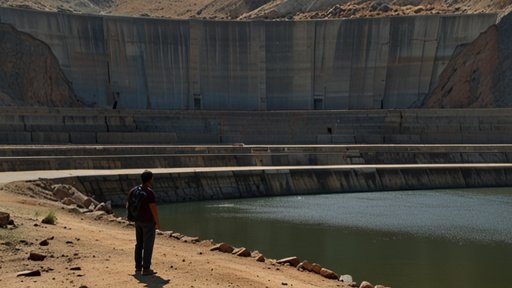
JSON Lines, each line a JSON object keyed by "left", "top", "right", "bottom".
{"left": 0, "top": 180, "right": 384, "bottom": 288}
{"left": 1, "top": 0, "right": 511, "bottom": 20}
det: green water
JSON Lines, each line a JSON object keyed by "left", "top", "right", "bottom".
{"left": 117, "top": 188, "right": 512, "bottom": 287}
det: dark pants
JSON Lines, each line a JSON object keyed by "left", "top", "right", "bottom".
{"left": 135, "top": 221, "right": 156, "bottom": 270}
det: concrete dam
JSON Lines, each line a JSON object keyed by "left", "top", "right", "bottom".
{"left": 0, "top": 7, "right": 497, "bottom": 110}
{"left": 1, "top": 7, "right": 510, "bottom": 206}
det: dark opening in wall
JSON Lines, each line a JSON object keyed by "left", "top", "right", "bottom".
{"left": 314, "top": 98, "right": 323, "bottom": 110}
{"left": 327, "top": 127, "right": 332, "bottom": 134}
{"left": 194, "top": 97, "right": 202, "bottom": 110}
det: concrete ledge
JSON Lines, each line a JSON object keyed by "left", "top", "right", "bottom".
{"left": 8, "top": 164, "right": 508, "bottom": 206}
{"left": 2, "top": 144, "right": 512, "bottom": 172}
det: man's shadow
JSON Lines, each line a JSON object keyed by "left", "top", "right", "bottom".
{"left": 132, "top": 273, "right": 171, "bottom": 288}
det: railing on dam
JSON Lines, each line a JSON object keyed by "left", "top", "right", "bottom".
{"left": 0, "top": 8, "right": 496, "bottom": 110}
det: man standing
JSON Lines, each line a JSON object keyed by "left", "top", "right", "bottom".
{"left": 128, "top": 170, "right": 161, "bottom": 276}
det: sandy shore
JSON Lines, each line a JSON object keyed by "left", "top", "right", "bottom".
{"left": 0, "top": 188, "right": 349, "bottom": 288}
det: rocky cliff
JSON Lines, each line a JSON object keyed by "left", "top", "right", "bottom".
{"left": 422, "top": 12, "right": 512, "bottom": 108}
{"left": 0, "top": 23, "right": 81, "bottom": 107}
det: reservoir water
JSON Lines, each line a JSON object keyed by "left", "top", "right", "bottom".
{"left": 120, "top": 188, "right": 512, "bottom": 287}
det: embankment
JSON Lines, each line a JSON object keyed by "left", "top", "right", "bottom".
{"left": 46, "top": 164, "right": 512, "bottom": 206}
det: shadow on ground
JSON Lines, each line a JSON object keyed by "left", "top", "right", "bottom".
{"left": 132, "top": 273, "right": 171, "bottom": 288}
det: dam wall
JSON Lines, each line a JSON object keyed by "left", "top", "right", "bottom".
{"left": 51, "top": 165, "right": 512, "bottom": 206}
{"left": 0, "top": 7, "right": 496, "bottom": 110}
{"left": 1, "top": 107, "right": 512, "bottom": 145}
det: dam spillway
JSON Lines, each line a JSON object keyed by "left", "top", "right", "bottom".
{"left": 0, "top": 7, "right": 497, "bottom": 110}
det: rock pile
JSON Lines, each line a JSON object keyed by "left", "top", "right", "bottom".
{"left": 51, "top": 184, "right": 112, "bottom": 215}
{"left": 204, "top": 240, "right": 391, "bottom": 286}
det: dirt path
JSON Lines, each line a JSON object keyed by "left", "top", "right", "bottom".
{"left": 0, "top": 189, "right": 347, "bottom": 288}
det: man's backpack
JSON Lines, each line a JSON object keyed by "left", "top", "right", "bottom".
{"left": 127, "top": 186, "right": 147, "bottom": 222}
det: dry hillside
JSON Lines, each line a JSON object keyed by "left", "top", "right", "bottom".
{"left": 0, "top": 0, "right": 113, "bottom": 13}
{"left": 0, "top": 23, "right": 81, "bottom": 107}
{"left": 1, "top": 0, "right": 511, "bottom": 19}
{"left": 422, "top": 12, "right": 512, "bottom": 108}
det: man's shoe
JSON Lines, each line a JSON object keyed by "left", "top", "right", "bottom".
{"left": 135, "top": 269, "right": 142, "bottom": 274}
{"left": 142, "top": 269, "right": 157, "bottom": 276}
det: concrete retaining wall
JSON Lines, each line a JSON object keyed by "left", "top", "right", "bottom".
{"left": 0, "top": 8, "right": 496, "bottom": 110}
{"left": 2, "top": 145, "right": 512, "bottom": 172}
{"left": 51, "top": 166, "right": 512, "bottom": 206}
{"left": 1, "top": 107, "right": 512, "bottom": 145}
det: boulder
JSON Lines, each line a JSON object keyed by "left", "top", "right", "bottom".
{"left": 105, "top": 201, "right": 113, "bottom": 214}
{"left": 61, "top": 197, "right": 78, "bottom": 206}
{"left": 39, "top": 239, "right": 49, "bottom": 246}
{"left": 28, "top": 252, "right": 47, "bottom": 261}
{"left": 311, "top": 263, "right": 322, "bottom": 274}
{"left": 340, "top": 274, "right": 353, "bottom": 283}
{"left": 210, "top": 243, "right": 234, "bottom": 253}
{"left": 71, "top": 191, "right": 89, "bottom": 208}
{"left": 234, "top": 247, "right": 251, "bottom": 257}
{"left": 256, "top": 255, "right": 265, "bottom": 262}
{"left": 181, "top": 236, "right": 200, "bottom": 243}
{"left": 94, "top": 203, "right": 107, "bottom": 212}
{"left": 0, "top": 211, "right": 10, "bottom": 226}
{"left": 320, "top": 268, "right": 338, "bottom": 280}
{"left": 52, "top": 185, "right": 74, "bottom": 200}
{"left": 297, "top": 260, "right": 313, "bottom": 272}
{"left": 360, "top": 281, "right": 374, "bottom": 288}
{"left": 17, "top": 270, "right": 41, "bottom": 277}
{"left": 94, "top": 201, "right": 113, "bottom": 214}
{"left": 83, "top": 197, "right": 99, "bottom": 210}
{"left": 277, "top": 256, "right": 300, "bottom": 267}
{"left": 171, "top": 233, "right": 184, "bottom": 240}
